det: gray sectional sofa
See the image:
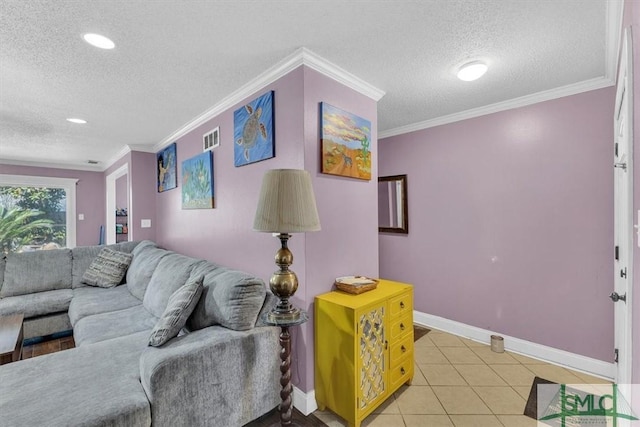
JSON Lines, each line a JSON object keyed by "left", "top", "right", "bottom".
{"left": 0, "top": 240, "right": 281, "bottom": 426}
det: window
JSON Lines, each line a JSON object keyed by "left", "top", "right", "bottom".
{"left": 0, "top": 174, "right": 77, "bottom": 254}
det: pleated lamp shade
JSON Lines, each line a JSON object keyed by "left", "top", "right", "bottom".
{"left": 253, "top": 169, "right": 321, "bottom": 233}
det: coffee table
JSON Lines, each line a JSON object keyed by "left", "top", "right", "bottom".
{"left": 0, "top": 313, "right": 24, "bottom": 365}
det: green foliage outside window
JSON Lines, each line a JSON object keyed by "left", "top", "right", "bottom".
{"left": 0, "top": 186, "right": 66, "bottom": 253}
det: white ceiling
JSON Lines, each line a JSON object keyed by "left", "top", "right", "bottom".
{"left": 0, "top": 1, "right": 620, "bottom": 171}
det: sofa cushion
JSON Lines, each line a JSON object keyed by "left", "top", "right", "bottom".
{"left": 255, "top": 291, "right": 279, "bottom": 327}
{"left": 68, "top": 286, "right": 142, "bottom": 326}
{"left": 81, "top": 248, "right": 133, "bottom": 288}
{"left": 23, "top": 313, "right": 71, "bottom": 340}
{"left": 74, "top": 305, "right": 158, "bottom": 346}
{"left": 126, "top": 241, "right": 168, "bottom": 300}
{"left": 187, "top": 265, "right": 266, "bottom": 331}
{"left": 0, "top": 249, "right": 72, "bottom": 297}
{"left": 0, "top": 330, "right": 151, "bottom": 427}
{"left": 0, "top": 289, "right": 73, "bottom": 318}
{"left": 143, "top": 253, "right": 201, "bottom": 318}
{"left": 115, "top": 240, "right": 139, "bottom": 253}
{"left": 149, "top": 274, "right": 203, "bottom": 346}
{"left": 71, "top": 242, "right": 139, "bottom": 288}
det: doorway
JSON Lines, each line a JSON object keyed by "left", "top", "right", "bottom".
{"left": 105, "top": 164, "right": 129, "bottom": 245}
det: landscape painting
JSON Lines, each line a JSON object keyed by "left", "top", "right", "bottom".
{"left": 320, "top": 103, "right": 372, "bottom": 180}
{"left": 234, "top": 91, "right": 274, "bottom": 167}
{"left": 181, "top": 151, "right": 214, "bottom": 209}
{"left": 157, "top": 142, "right": 177, "bottom": 192}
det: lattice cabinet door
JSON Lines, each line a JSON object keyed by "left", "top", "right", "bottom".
{"left": 315, "top": 280, "right": 413, "bottom": 427}
{"left": 357, "top": 303, "right": 387, "bottom": 416}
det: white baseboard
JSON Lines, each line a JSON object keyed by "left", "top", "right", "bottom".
{"left": 291, "top": 311, "right": 616, "bottom": 417}
{"left": 413, "top": 310, "right": 616, "bottom": 381}
{"left": 293, "top": 386, "right": 317, "bottom": 416}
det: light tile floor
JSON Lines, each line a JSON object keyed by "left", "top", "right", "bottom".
{"left": 314, "top": 327, "right": 611, "bottom": 427}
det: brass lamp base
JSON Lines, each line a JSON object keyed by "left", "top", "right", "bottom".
{"left": 265, "top": 233, "right": 308, "bottom": 427}
{"left": 267, "top": 306, "right": 302, "bottom": 323}
{"left": 268, "top": 233, "right": 301, "bottom": 322}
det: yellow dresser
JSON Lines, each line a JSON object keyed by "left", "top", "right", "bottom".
{"left": 314, "top": 280, "right": 414, "bottom": 427}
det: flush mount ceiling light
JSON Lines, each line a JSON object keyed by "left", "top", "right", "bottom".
{"left": 83, "top": 33, "right": 115, "bottom": 49}
{"left": 66, "top": 118, "right": 87, "bottom": 124}
{"left": 457, "top": 61, "right": 488, "bottom": 81}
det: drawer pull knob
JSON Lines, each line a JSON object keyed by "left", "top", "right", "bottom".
{"left": 400, "top": 301, "right": 405, "bottom": 309}
{"left": 400, "top": 323, "right": 405, "bottom": 331}
{"left": 400, "top": 367, "right": 406, "bottom": 375}
{"left": 401, "top": 345, "right": 406, "bottom": 353}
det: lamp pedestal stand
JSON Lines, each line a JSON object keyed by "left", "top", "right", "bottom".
{"left": 267, "top": 314, "right": 307, "bottom": 427}
{"left": 265, "top": 233, "right": 308, "bottom": 426}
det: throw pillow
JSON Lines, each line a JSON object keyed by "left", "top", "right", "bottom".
{"left": 148, "top": 274, "right": 204, "bottom": 347}
{"left": 81, "top": 247, "right": 133, "bottom": 288}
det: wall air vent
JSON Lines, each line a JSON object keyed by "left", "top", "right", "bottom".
{"left": 203, "top": 126, "right": 220, "bottom": 152}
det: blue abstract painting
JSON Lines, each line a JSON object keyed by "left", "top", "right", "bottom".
{"left": 157, "top": 142, "right": 177, "bottom": 192}
{"left": 181, "top": 151, "right": 214, "bottom": 209}
{"left": 234, "top": 91, "right": 274, "bottom": 167}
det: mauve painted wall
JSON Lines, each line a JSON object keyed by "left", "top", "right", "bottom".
{"left": 153, "top": 66, "right": 378, "bottom": 392}
{"left": 0, "top": 164, "right": 105, "bottom": 246}
{"left": 379, "top": 87, "right": 615, "bottom": 362}
{"left": 105, "top": 151, "right": 156, "bottom": 243}
{"left": 115, "top": 174, "right": 127, "bottom": 212}
{"left": 301, "top": 67, "right": 379, "bottom": 391}
{"left": 129, "top": 151, "right": 156, "bottom": 242}
{"left": 154, "top": 67, "right": 310, "bottom": 386}
{"left": 623, "top": 0, "right": 640, "bottom": 410}
{"left": 154, "top": 67, "right": 305, "bottom": 276}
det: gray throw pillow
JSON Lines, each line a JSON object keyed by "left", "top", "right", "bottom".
{"left": 81, "top": 248, "right": 133, "bottom": 288}
{"left": 148, "top": 274, "right": 204, "bottom": 347}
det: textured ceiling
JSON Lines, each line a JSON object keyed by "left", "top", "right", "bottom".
{"left": 0, "top": 0, "right": 616, "bottom": 170}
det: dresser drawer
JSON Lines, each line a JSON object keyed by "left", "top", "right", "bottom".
{"left": 390, "top": 291, "right": 412, "bottom": 318}
{"left": 390, "top": 359, "right": 413, "bottom": 389}
{"left": 390, "top": 334, "right": 413, "bottom": 363}
{"left": 390, "top": 312, "right": 412, "bottom": 340}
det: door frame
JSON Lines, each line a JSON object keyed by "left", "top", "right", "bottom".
{"left": 105, "top": 164, "right": 129, "bottom": 245}
{"left": 614, "top": 27, "right": 634, "bottom": 390}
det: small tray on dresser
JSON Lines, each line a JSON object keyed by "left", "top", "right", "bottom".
{"left": 334, "top": 276, "right": 378, "bottom": 295}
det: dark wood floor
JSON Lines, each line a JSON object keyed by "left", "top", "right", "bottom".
{"left": 244, "top": 408, "right": 327, "bottom": 427}
{"left": 22, "top": 335, "right": 75, "bottom": 359}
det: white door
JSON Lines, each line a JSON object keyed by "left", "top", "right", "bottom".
{"left": 613, "top": 28, "right": 633, "bottom": 390}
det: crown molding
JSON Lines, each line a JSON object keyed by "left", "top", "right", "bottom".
{"left": 153, "top": 47, "right": 385, "bottom": 153}
{"left": 379, "top": 76, "right": 615, "bottom": 139}
{"left": 380, "top": 0, "right": 622, "bottom": 140}
{"left": 103, "top": 144, "right": 157, "bottom": 171}
{"left": 127, "top": 144, "right": 157, "bottom": 153}
{"left": 103, "top": 146, "right": 132, "bottom": 169}
{"left": 605, "top": 0, "right": 624, "bottom": 83}
{"left": 300, "top": 47, "right": 386, "bottom": 102}
{"left": 0, "top": 157, "right": 104, "bottom": 172}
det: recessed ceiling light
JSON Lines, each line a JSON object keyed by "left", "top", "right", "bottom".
{"left": 83, "top": 33, "right": 115, "bottom": 49}
{"left": 67, "top": 118, "right": 87, "bottom": 124}
{"left": 457, "top": 61, "right": 488, "bottom": 81}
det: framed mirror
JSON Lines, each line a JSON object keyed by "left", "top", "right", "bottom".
{"left": 378, "top": 174, "right": 408, "bottom": 234}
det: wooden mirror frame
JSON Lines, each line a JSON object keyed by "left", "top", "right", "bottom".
{"left": 378, "top": 174, "right": 408, "bottom": 234}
